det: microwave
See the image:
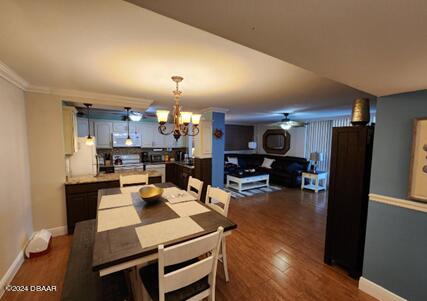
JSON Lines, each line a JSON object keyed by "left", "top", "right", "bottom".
{"left": 112, "top": 132, "right": 142, "bottom": 147}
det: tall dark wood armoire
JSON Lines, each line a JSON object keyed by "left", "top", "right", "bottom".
{"left": 324, "top": 126, "right": 374, "bottom": 278}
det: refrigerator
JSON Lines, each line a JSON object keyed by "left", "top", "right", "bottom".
{"left": 68, "top": 137, "right": 98, "bottom": 177}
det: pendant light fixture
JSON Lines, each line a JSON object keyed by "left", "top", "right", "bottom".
{"left": 84, "top": 103, "right": 94, "bottom": 146}
{"left": 125, "top": 107, "right": 133, "bottom": 146}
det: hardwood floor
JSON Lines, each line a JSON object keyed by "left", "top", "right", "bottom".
{"left": 2, "top": 188, "right": 376, "bottom": 301}
{"left": 2, "top": 235, "right": 71, "bottom": 301}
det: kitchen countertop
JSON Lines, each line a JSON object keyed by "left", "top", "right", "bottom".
{"left": 65, "top": 170, "right": 161, "bottom": 185}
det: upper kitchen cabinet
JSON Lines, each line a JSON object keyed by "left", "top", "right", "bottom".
{"left": 95, "top": 121, "right": 113, "bottom": 148}
{"left": 112, "top": 121, "right": 128, "bottom": 133}
{"left": 140, "top": 123, "right": 154, "bottom": 147}
{"left": 63, "top": 106, "right": 78, "bottom": 155}
{"left": 77, "top": 117, "right": 94, "bottom": 137}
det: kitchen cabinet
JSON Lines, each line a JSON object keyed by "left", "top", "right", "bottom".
{"left": 153, "top": 125, "right": 166, "bottom": 147}
{"left": 77, "top": 117, "right": 94, "bottom": 137}
{"left": 112, "top": 121, "right": 128, "bottom": 133}
{"left": 95, "top": 121, "right": 113, "bottom": 148}
{"left": 63, "top": 107, "right": 78, "bottom": 155}
{"left": 165, "top": 163, "right": 194, "bottom": 189}
{"left": 65, "top": 180, "right": 119, "bottom": 233}
{"left": 141, "top": 123, "right": 156, "bottom": 147}
{"left": 77, "top": 118, "right": 187, "bottom": 149}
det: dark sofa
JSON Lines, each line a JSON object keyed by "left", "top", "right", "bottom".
{"left": 224, "top": 154, "right": 309, "bottom": 187}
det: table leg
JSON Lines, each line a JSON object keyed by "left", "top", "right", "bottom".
{"left": 238, "top": 182, "right": 242, "bottom": 193}
{"left": 301, "top": 175, "right": 305, "bottom": 190}
{"left": 315, "top": 177, "right": 319, "bottom": 193}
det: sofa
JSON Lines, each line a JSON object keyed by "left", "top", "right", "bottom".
{"left": 224, "top": 154, "right": 309, "bottom": 188}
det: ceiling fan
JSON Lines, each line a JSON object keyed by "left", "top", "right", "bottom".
{"left": 279, "top": 113, "right": 306, "bottom": 130}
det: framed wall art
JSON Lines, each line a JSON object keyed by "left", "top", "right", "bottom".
{"left": 409, "top": 117, "right": 427, "bottom": 202}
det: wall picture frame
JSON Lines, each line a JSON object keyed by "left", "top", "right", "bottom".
{"left": 409, "top": 117, "right": 427, "bottom": 202}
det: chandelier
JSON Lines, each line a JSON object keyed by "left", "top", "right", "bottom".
{"left": 156, "top": 76, "right": 201, "bottom": 141}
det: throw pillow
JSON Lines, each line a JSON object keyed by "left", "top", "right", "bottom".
{"left": 227, "top": 157, "right": 239, "bottom": 166}
{"left": 261, "top": 158, "right": 275, "bottom": 169}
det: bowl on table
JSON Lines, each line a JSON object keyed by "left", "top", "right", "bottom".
{"left": 138, "top": 186, "right": 164, "bottom": 202}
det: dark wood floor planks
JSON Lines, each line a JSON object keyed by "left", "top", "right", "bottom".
{"left": 2, "top": 188, "right": 376, "bottom": 301}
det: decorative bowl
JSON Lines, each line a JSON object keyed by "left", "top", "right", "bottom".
{"left": 139, "top": 186, "right": 164, "bottom": 202}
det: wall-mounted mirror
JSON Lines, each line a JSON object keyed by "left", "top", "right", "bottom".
{"left": 262, "top": 129, "right": 290, "bottom": 154}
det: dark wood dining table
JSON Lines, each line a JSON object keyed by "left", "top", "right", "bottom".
{"left": 92, "top": 182, "right": 237, "bottom": 277}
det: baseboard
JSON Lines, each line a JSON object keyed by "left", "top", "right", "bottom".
{"left": 0, "top": 250, "right": 25, "bottom": 299}
{"left": 359, "top": 277, "right": 407, "bottom": 301}
{"left": 47, "top": 225, "right": 68, "bottom": 237}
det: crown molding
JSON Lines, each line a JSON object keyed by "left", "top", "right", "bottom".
{"left": 200, "top": 107, "right": 229, "bottom": 114}
{"left": 25, "top": 86, "right": 153, "bottom": 108}
{"left": 0, "top": 61, "right": 29, "bottom": 90}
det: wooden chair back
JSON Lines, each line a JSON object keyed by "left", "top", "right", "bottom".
{"left": 187, "top": 176, "right": 204, "bottom": 201}
{"left": 119, "top": 174, "right": 149, "bottom": 187}
{"left": 205, "top": 185, "right": 231, "bottom": 217}
{"left": 158, "top": 227, "right": 224, "bottom": 301}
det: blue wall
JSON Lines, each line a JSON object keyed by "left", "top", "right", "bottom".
{"left": 363, "top": 90, "right": 427, "bottom": 300}
{"left": 211, "top": 112, "right": 225, "bottom": 188}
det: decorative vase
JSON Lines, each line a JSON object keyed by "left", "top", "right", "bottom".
{"left": 351, "top": 98, "right": 370, "bottom": 126}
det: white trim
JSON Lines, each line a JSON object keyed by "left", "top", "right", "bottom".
{"left": 369, "top": 193, "right": 427, "bottom": 213}
{"left": 0, "top": 61, "right": 29, "bottom": 90}
{"left": 0, "top": 250, "right": 25, "bottom": 299}
{"left": 0, "top": 60, "right": 153, "bottom": 109}
{"left": 359, "top": 277, "right": 407, "bottom": 301}
{"left": 200, "top": 107, "right": 229, "bottom": 114}
{"left": 47, "top": 225, "right": 68, "bottom": 237}
{"left": 26, "top": 86, "right": 153, "bottom": 109}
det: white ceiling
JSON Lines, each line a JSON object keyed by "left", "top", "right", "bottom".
{"left": 0, "top": 0, "right": 374, "bottom": 123}
{"left": 128, "top": 0, "right": 427, "bottom": 97}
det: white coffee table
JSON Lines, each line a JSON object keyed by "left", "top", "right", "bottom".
{"left": 226, "top": 173, "right": 269, "bottom": 193}
{"left": 301, "top": 171, "right": 328, "bottom": 193}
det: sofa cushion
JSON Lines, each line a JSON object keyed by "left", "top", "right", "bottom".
{"left": 226, "top": 157, "right": 239, "bottom": 165}
{"left": 261, "top": 158, "right": 275, "bottom": 169}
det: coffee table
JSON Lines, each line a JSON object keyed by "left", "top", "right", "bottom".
{"left": 226, "top": 172, "right": 270, "bottom": 193}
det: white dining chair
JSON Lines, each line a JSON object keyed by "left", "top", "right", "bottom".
{"left": 119, "top": 174, "right": 149, "bottom": 187}
{"left": 139, "top": 227, "right": 224, "bottom": 301}
{"left": 205, "top": 185, "right": 231, "bottom": 282}
{"left": 187, "top": 176, "right": 204, "bottom": 201}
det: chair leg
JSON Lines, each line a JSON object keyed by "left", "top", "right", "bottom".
{"left": 221, "top": 237, "right": 229, "bottom": 282}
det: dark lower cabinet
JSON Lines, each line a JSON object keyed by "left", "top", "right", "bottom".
{"left": 165, "top": 163, "right": 195, "bottom": 189}
{"left": 65, "top": 181, "right": 120, "bottom": 234}
{"left": 324, "top": 126, "right": 374, "bottom": 278}
{"left": 65, "top": 176, "right": 163, "bottom": 234}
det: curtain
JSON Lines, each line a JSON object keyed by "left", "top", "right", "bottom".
{"left": 305, "top": 120, "right": 333, "bottom": 173}
{"left": 305, "top": 116, "right": 354, "bottom": 174}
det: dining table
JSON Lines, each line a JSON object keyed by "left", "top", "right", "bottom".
{"left": 91, "top": 182, "right": 237, "bottom": 299}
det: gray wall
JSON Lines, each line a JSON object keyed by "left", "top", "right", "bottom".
{"left": 363, "top": 90, "right": 427, "bottom": 300}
